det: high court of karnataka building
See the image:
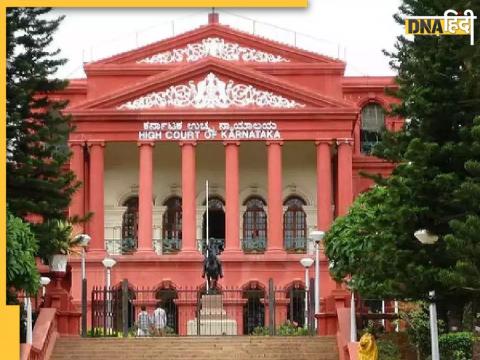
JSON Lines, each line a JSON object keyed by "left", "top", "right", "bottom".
{"left": 56, "top": 14, "right": 403, "bottom": 334}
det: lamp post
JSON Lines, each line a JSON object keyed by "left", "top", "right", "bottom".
{"left": 102, "top": 257, "right": 117, "bottom": 333}
{"left": 350, "top": 290, "right": 357, "bottom": 342}
{"left": 25, "top": 295, "right": 32, "bottom": 345}
{"left": 40, "top": 276, "right": 51, "bottom": 298}
{"left": 414, "top": 229, "right": 440, "bottom": 360}
{"left": 102, "top": 257, "right": 116, "bottom": 289}
{"left": 75, "top": 234, "right": 91, "bottom": 337}
{"left": 310, "top": 230, "right": 325, "bottom": 330}
{"left": 300, "top": 257, "right": 314, "bottom": 329}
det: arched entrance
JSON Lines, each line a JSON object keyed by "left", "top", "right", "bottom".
{"left": 202, "top": 197, "right": 225, "bottom": 241}
{"left": 242, "top": 281, "right": 265, "bottom": 334}
{"left": 286, "top": 281, "right": 306, "bottom": 328}
{"left": 112, "top": 283, "right": 136, "bottom": 332}
{"left": 155, "top": 287, "right": 179, "bottom": 334}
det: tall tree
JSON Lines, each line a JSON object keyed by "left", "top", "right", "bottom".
{"left": 324, "top": 0, "right": 480, "bottom": 325}
{"left": 6, "top": 8, "right": 79, "bottom": 259}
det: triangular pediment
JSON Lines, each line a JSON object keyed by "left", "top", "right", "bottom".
{"left": 136, "top": 37, "right": 290, "bottom": 64}
{"left": 73, "top": 58, "right": 355, "bottom": 111}
{"left": 117, "top": 72, "right": 304, "bottom": 110}
{"left": 87, "top": 23, "right": 343, "bottom": 67}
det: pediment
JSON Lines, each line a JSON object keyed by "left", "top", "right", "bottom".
{"left": 73, "top": 59, "right": 355, "bottom": 111}
{"left": 117, "top": 72, "right": 304, "bottom": 110}
{"left": 88, "top": 23, "right": 343, "bottom": 66}
{"left": 136, "top": 37, "right": 290, "bottom": 64}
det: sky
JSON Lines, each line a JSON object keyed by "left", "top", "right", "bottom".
{"left": 49, "top": 1, "right": 404, "bottom": 78}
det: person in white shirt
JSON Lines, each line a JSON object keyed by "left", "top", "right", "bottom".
{"left": 136, "top": 305, "right": 151, "bottom": 337}
{"left": 152, "top": 301, "right": 167, "bottom": 336}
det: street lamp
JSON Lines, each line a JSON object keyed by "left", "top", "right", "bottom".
{"left": 75, "top": 233, "right": 91, "bottom": 337}
{"left": 40, "top": 277, "right": 51, "bottom": 298}
{"left": 102, "top": 257, "right": 117, "bottom": 288}
{"left": 350, "top": 290, "right": 357, "bottom": 342}
{"left": 310, "top": 230, "right": 325, "bottom": 328}
{"left": 102, "top": 257, "right": 116, "bottom": 333}
{"left": 300, "top": 257, "right": 314, "bottom": 329}
{"left": 414, "top": 229, "right": 440, "bottom": 360}
{"left": 74, "top": 234, "right": 91, "bottom": 279}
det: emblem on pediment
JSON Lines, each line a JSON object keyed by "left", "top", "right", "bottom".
{"left": 137, "top": 37, "right": 289, "bottom": 64}
{"left": 117, "top": 72, "right": 305, "bottom": 110}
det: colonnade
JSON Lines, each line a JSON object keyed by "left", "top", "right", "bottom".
{"left": 69, "top": 139, "right": 353, "bottom": 254}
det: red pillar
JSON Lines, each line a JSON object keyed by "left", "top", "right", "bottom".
{"left": 337, "top": 139, "right": 353, "bottom": 216}
{"left": 224, "top": 141, "right": 240, "bottom": 251}
{"left": 69, "top": 141, "right": 85, "bottom": 233}
{"left": 267, "top": 141, "right": 283, "bottom": 252}
{"left": 137, "top": 142, "right": 154, "bottom": 253}
{"left": 88, "top": 141, "right": 105, "bottom": 252}
{"left": 316, "top": 140, "right": 333, "bottom": 232}
{"left": 181, "top": 142, "right": 196, "bottom": 251}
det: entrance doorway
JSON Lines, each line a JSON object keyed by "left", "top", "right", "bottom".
{"left": 202, "top": 197, "right": 225, "bottom": 240}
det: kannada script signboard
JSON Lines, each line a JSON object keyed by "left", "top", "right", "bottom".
{"left": 138, "top": 121, "right": 281, "bottom": 141}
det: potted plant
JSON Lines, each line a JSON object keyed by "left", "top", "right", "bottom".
{"left": 44, "top": 219, "right": 83, "bottom": 273}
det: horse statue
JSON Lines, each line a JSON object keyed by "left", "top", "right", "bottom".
{"left": 202, "top": 240, "right": 223, "bottom": 293}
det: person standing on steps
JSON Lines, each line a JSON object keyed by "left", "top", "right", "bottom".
{"left": 152, "top": 301, "right": 167, "bottom": 336}
{"left": 137, "top": 305, "right": 151, "bottom": 337}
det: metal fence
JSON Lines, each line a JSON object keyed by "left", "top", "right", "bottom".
{"left": 355, "top": 298, "right": 399, "bottom": 334}
{"left": 91, "top": 279, "right": 314, "bottom": 337}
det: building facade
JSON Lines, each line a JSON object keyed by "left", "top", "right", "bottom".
{"left": 56, "top": 14, "right": 401, "bottom": 334}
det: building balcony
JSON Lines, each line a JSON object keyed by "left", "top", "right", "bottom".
{"left": 105, "top": 238, "right": 182, "bottom": 255}
{"left": 154, "top": 238, "right": 182, "bottom": 254}
{"left": 284, "top": 237, "right": 308, "bottom": 253}
{"left": 198, "top": 238, "right": 225, "bottom": 254}
{"left": 105, "top": 238, "right": 137, "bottom": 255}
{"left": 105, "top": 236, "right": 311, "bottom": 255}
{"left": 242, "top": 238, "right": 267, "bottom": 253}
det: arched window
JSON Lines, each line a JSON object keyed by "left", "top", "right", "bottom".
{"left": 202, "top": 196, "right": 225, "bottom": 252}
{"left": 242, "top": 197, "right": 267, "bottom": 252}
{"left": 361, "top": 103, "right": 385, "bottom": 154}
{"left": 162, "top": 197, "right": 182, "bottom": 240}
{"left": 283, "top": 196, "right": 307, "bottom": 251}
{"left": 121, "top": 196, "right": 138, "bottom": 253}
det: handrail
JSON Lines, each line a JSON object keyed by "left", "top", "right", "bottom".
{"left": 29, "top": 308, "right": 58, "bottom": 360}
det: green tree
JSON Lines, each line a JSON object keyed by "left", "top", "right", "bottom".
{"left": 6, "top": 8, "right": 79, "bottom": 259}
{"left": 324, "top": 0, "right": 480, "bottom": 327}
{"left": 6, "top": 211, "right": 40, "bottom": 304}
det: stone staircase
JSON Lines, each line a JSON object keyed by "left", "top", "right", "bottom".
{"left": 50, "top": 336, "right": 339, "bottom": 360}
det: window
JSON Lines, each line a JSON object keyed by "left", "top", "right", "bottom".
{"left": 243, "top": 197, "right": 267, "bottom": 240}
{"left": 162, "top": 197, "right": 182, "bottom": 240}
{"left": 121, "top": 196, "right": 138, "bottom": 252}
{"left": 283, "top": 196, "right": 307, "bottom": 251}
{"left": 361, "top": 103, "right": 385, "bottom": 154}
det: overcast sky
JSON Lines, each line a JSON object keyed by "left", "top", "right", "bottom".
{"left": 49, "top": 1, "right": 403, "bottom": 78}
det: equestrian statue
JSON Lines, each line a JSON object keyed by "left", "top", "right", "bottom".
{"left": 202, "top": 240, "right": 224, "bottom": 293}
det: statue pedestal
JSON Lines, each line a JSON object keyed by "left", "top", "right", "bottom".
{"left": 187, "top": 294, "right": 237, "bottom": 335}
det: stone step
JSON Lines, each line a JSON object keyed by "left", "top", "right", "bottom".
{"left": 51, "top": 336, "right": 339, "bottom": 360}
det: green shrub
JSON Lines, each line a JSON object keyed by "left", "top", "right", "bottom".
{"left": 377, "top": 339, "right": 401, "bottom": 360}
{"left": 439, "top": 332, "right": 474, "bottom": 360}
{"left": 277, "top": 321, "right": 310, "bottom": 336}
{"left": 86, "top": 327, "right": 122, "bottom": 337}
{"left": 251, "top": 326, "right": 270, "bottom": 336}
{"left": 400, "top": 302, "right": 445, "bottom": 358}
